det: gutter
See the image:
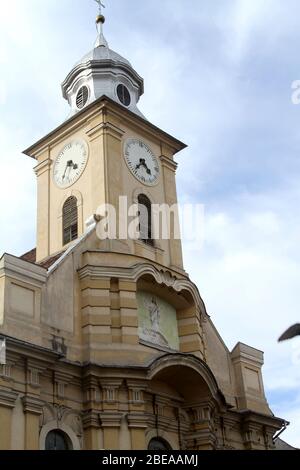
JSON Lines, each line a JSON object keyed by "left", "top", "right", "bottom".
{"left": 273, "top": 420, "right": 289, "bottom": 443}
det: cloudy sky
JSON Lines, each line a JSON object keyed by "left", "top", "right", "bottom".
{"left": 1, "top": 0, "right": 300, "bottom": 447}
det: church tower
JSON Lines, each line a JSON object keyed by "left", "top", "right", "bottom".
{"left": 27, "top": 5, "right": 185, "bottom": 277}
{"left": 0, "top": 4, "right": 286, "bottom": 451}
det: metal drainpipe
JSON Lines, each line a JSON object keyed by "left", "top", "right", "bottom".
{"left": 220, "top": 416, "right": 226, "bottom": 448}
{"left": 152, "top": 394, "right": 159, "bottom": 438}
{"left": 177, "top": 408, "right": 182, "bottom": 450}
{"left": 273, "top": 421, "right": 289, "bottom": 444}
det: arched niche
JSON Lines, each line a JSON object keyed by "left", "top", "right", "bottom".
{"left": 145, "top": 354, "right": 227, "bottom": 450}
{"left": 136, "top": 272, "right": 205, "bottom": 358}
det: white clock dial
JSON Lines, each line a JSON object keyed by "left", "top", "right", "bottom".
{"left": 53, "top": 140, "right": 88, "bottom": 188}
{"left": 124, "top": 139, "right": 160, "bottom": 186}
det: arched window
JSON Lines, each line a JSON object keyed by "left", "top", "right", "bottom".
{"left": 148, "top": 437, "right": 172, "bottom": 451}
{"left": 138, "top": 194, "right": 154, "bottom": 246}
{"left": 45, "top": 430, "right": 72, "bottom": 451}
{"left": 63, "top": 196, "right": 78, "bottom": 245}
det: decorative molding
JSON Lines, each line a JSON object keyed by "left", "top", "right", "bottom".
{"left": 25, "top": 359, "right": 49, "bottom": 388}
{"left": 126, "top": 379, "right": 148, "bottom": 405}
{"left": 192, "top": 405, "right": 212, "bottom": 424}
{"left": 78, "top": 261, "right": 208, "bottom": 320}
{"left": 40, "top": 403, "right": 83, "bottom": 442}
{"left": 84, "top": 387, "right": 101, "bottom": 405}
{"left": 187, "top": 429, "right": 217, "bottom": 450}
{"left": 0, "top": 388, "right": 18, "bottom": 408}
{"left": 28, "top": 368, "right": 40, "bottom": 388}
{"left": 0, "top": 254, "right": 47, "bottom": 286}
{"left": 99, "top": 412, "right": 123, "bottom": 428}
{"left": 53, "top": 371, "right": 75, "bottom": 400}
{"left": 0, "top": 363, "right": 12, "bottom": 380}
{"left": 23, "top": 97, "right": 186, "bottom": 160}
{"left": 159, "top": 155, "right": 178, "bottom": 172}
{"left": 34, "top": 157, "right": 52, "bottom": 177}
{"left": 86, "top": 120, "right": 125, "bottom": 142}
{"left": 99, "top": 379, "right": 122, "bottom": 404}
{"left": 82, "top": 410, "right": 101, "bottom": 429}
{"left": 39, "top": 419, "right": 82, "bottom": 450}
{"left": 127, "top": 413, "right": 148, "bottom": 429}
{"left": 22, "top": 395, "right": 43, "bottom": 415}
{"left": 147, "top": 353, "right": 227, "bottom": 408}
{"left": 56, "top": 382, "right": 65, "bottom": 399}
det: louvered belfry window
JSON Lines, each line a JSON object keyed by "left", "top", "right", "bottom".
{"left": 76, "top": 85, "right": 89, "bottom": 109}
{"left": 138, "top": 194, "right": 154, "bottom": 246}
{"left": 63, "top": 196, "right": 78, "bottom": 246}
{"left": 117, "top": 84, "right": 131, "bottom": 107}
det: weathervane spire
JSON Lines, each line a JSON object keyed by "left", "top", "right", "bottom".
{"left": 95, "top": 0, "right": 105, "bottom": 15}
{"left": 94, "top": 0, "right": 108, "bottom": 48}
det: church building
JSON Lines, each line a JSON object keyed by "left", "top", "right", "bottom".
{"left": 0, "top": 6, "right": 286, "bottom": 450}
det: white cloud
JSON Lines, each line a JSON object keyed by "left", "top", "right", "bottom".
{"left": 0, "top": 80, "right": 7, "bottom": 105}
{"left": 226, "top": 0, "right": 273, "bottom": 61}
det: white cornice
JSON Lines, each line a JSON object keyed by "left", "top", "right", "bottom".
{"left": 160, "top": 155, "right": 178, "bottom": 172}
{"left": 23, "top": 97, "right": 186, "bottom": 159}
{"left": 0, "top": 254, "right": 47, "bottom": 286}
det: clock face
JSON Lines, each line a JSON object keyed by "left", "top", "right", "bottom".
{"left": 53, "top": 140, "right": 88, "bottom": 188}
{"left": 124, "top": 139, "right": 160, "bottom": 186}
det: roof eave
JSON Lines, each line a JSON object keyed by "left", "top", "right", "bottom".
{"left": 23, "top": 95, "right": 187, "bottom": 159}
{"left": 61, "top": 60, "right": 144, "bottom": 100}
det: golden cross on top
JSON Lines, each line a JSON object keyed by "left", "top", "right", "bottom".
{"left": 94, "top": 0, "right": 105, "bottom": 15}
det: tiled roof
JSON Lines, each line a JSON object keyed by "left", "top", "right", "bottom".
{"left": 20, "top": 248, "right": 37, "bottom": 263}
{"left": 20, "top": 248, "right": 65, "bottom": 270}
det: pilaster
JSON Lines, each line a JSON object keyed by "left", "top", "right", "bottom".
{"left": 119, "top": 281, "right": 139, "bottom": 345}
{"left": 34, "top": 150, "right": 52, "bottom": 262}
{"left": 127, "top": 414, "right": 147, "bottom": 450}
{"left": 160, "top": 153, "right": 183, "bottom": 270}
{"left": 81, "top": 277, "right": 112, "bottom": 360}
{"left": 99, "top": 412, "right": 123, "bottom": 450}
{"left": 22, "top": 395, "right": 43, "bottom": 450}
{"left": 187, "top": 402, "right": 217, "bottom": 450}
{"left": 177, "top": 306, "right": 204, "bottom": 359}
{"left": 0, "top": 389, "right": 18, "bottom": 450}
{"left": 82, "top": 410, "right": 101, "bottom": 450}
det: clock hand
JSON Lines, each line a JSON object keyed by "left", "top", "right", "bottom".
{"left": 62, "top": 163, "right": 68, "bottom": 180}
{"left": 62, "top": 160, "right": 74, "bottom": 180}
{"left": 135, "top": 159, "right": 143, "bottom": 170}
{"left": 66, "top": 164, "right": 72, "bottom": 182}
{"left": 66, "top": 162, "right": 79, "bottom": 182}
{"left": 135, "top": 159, "right": 151, "bottom": 175}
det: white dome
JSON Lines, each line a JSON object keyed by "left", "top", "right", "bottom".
{"left": 61, "top": 32, "right": 145, "bottom": 119}
{"left": 75, "top": 44, "right": 132, "bottom": 69}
